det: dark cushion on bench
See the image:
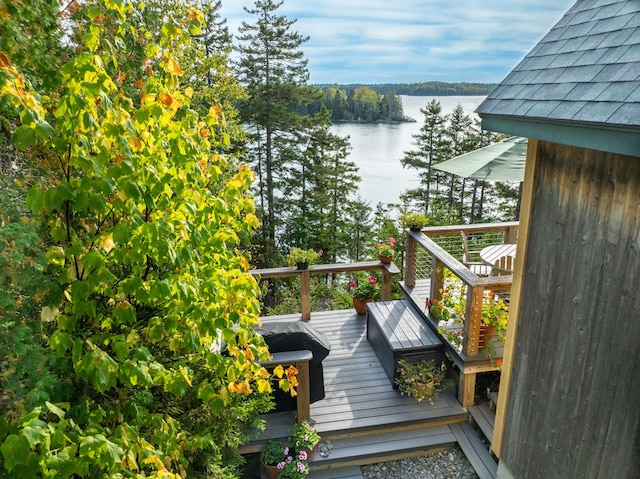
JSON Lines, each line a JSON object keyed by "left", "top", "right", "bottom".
{"left": 256, "top": 321, "right": 331, "bottom": 412}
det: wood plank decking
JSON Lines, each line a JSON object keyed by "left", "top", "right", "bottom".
{"left": 244, "top": 308, "right": 467, "bottom": 451}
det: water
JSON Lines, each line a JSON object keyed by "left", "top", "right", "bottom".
{"left": 330, "top": 95, "right": 486, "bottom": 206}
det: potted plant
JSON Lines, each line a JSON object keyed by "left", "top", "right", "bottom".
{"left": 395, "top": 359, "right": 446, "bottom": 403}
{"left": 261, "top": 439, "right": 287, "bottom": 479}
{"left": 291, "top": 419, "right": 321, "bottom": 460}
{"left": 276, "top": 451, "right": 311, "bottom": 478}
{"left": 348, "top": 275, "right": 379, "bottom": 314}
{"left": 376, "top": 237, "right": 396, "bottom": 264}
{"left": 286, "top": 247, "right": 322, "bottom": 270}
{"left": 428, "top": 270, "right": 508, "bottom": 365}
{"left": 400, "top": 211, "right": 429, "bottom": 231}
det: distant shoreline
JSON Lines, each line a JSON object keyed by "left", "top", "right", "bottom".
{"left": 314, "top": 81, "right": 496, "bottom": 97}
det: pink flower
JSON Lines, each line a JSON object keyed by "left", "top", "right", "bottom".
{"left": 277, "top": 462, "right": 285, "bottom": 469}
{"left": 298, "top": 450, "right": 308, "bottom": 460}
{"left": 349, "top": 282, "right": 356, "bottom": 288}
{"left": 297, "top": 462, "right": 306, "bottom": 472}
{"left": 283, "top": 446, "right": 289, "bottom": 455}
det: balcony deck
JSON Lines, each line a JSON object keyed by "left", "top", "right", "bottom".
{"left": 241, "top": 308, "right": 469, "bottom": 470}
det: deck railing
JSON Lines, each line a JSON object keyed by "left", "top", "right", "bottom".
{"left": 249, "top": 261, "right": 400, "bottom": 321}
{"left": 405, "top": 221, "right": 518, "bottom": 357}
{"left": 404, "top": 222, "right": 518, "bottom": 406}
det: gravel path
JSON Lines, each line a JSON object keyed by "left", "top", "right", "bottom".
{"left": 361, "top": 446, "right": 479, "bottom": 479}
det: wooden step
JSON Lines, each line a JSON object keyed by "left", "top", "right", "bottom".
{"left": 308, "top": 425, "right": 456, "bottom": 471}
{"left": 450, "top": 422, "right": 497, "bottom": 479}
{"left": 308, "top": 465, "right": 363, "bottom": 479}
{"left": 468, "top": 402, "right": 495, "bottom": 444}
{"left": 488, "top": 391, "right": 499, "bottom": 411}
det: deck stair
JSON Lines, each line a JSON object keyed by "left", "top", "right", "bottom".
{"left": 450, "top": 421, "right": 497, "bottom": 479}
{"left": 468, "top": 402, "right": 495, "bottom": 445}
{"left": 306, "top": 426, "right": 457, "bottom": 476}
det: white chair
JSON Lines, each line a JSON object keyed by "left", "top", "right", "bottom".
{"left": 460, "top": 231, "right": 492, "bottom": 276}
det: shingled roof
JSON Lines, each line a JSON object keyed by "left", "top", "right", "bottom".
{"left": 477, "top": 0, "right": 640, "bottom": 156}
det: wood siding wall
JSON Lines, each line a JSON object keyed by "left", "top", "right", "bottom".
{"left": 501, "top": 141, "right": 640, "bottom": 478}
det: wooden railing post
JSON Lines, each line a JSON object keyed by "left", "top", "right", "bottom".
{"left": 300, "top": 270, "right": 311, "bottom": 321}
{"left": 261, "top": 350, "right": 312, "bottom": 425}
{"left": 462, "top": 284, "right": 484, "bottom": 357}
{"left": 381, "top": 265, "right": 393, "bottom": 301}
{"left": 405, "top": 233, "right": 418, "bottom": 287}
{"left": 505, "top": 224, "right": 518, "bottom": 244}
{"left": 430, "top": 258, "right": 444, "bottom": 303}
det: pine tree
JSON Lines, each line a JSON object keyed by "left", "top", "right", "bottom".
{"left": 400, "top": 99, "right": 448, "bottom": 213}
{"left": 235, "top": 0, "right": 323, "bottom": 265}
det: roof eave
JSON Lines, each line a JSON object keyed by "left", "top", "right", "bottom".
{"left": 479, "top": 115, "right": 640, "bottom": 158}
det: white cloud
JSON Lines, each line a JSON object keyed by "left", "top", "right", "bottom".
{"left": 220, "top": 0, "right": 577, "bottom": 83}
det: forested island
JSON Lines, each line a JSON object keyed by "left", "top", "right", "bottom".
{"left": 301, "top": 82, "right": 495, "bottom": 123}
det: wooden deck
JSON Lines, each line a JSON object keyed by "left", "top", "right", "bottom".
{"left": 241, "top": 305, "right": 500, "bottom": 478}
{"left": 243, "top": 308, "right": 467, "bottom": 451}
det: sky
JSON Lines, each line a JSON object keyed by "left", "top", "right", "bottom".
{"left": 219, "top": 0, "right": 578, "bottom": 85}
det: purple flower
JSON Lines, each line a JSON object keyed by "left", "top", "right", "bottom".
{"left": 283, "top": 446, "right": 289, "bottom": 455}
{"left": 277, "top": 462, "right": 285, "bottom": 469}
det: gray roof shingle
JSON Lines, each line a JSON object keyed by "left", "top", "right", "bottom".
{"left": 477, "top": 0, "right": 640, "bottom": 129}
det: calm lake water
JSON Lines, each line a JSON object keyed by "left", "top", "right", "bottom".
{"left": 330, "top": 95, "right": 486, "bottom": 206}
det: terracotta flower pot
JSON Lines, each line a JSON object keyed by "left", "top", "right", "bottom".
{"left": 379, "top": 254, "right": 393, "bottom": 264}
{"left": 301, "top": 443, "right": 318, "bottom": 461}
{"left": 352, "top": 297, "right": 371, "bottom": 315}
{"left": 479, "top": 324, "right": 497, "bottom": 348}
{"left": 260, "top": 459, "right": 278, "bottom": 479}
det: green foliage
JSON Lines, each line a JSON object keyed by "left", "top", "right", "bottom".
{"left": 260, "top": 439, "right": 286, "bottom": 466}
{"left": 285, "top": 247, "right": 321, "bottom": 267}
{"left": 0, "top": 0, "right": 67, "bottom": 126}
{"left": 0, "top": 1, "right": 275, "bottom": 477}
{"left": 308, "top": 86, "right": 408, "bottom": 122}
{"left": 395, "top": 359, "right": 445, "bottom": 403}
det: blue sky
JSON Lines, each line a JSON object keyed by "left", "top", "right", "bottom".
{"left": 219, "top": 0, "right": 578, "bottom": 84}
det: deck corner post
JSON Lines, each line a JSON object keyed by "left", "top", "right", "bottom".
{"left": 459, "top": 371, "right": 476, "bottom": 407}
{"left": 405, "top": 233, "right": 418, "bottom": 287}
{"left": 295, "top": 359, "right": 311, "bottom": 425}
{"left": 462, "top": 284, "right": 483, "bottom": 357}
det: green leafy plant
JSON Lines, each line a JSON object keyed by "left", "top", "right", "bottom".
{"left": 400, "top": 211, "right": 429, "bottom": 229}
{"left": 0, "top": 2, "right": 278, "bottom": 477}
{"left": 429, "top": 270, "right": 508, "bottom": 364}
{"left": 376, "top": 237, "right": 396, "bottom": 257}
{"left": 291, "top": 419, "right": 320, "bottom": 452}
{"left": 395, "top": 359, "right": 446, "bottom": 403}
{"left": 261, "top": 439, "right": 287, "bottom": 466}
{"left": 286, "top": 247, "right": 322, "bottom": 267}
{"left": 349, "top": 275, "right": 379, "bottom": 301}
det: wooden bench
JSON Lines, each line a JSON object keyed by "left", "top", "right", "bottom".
{"left": 366, "top": 300, "right": 444, "bottom": 388}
